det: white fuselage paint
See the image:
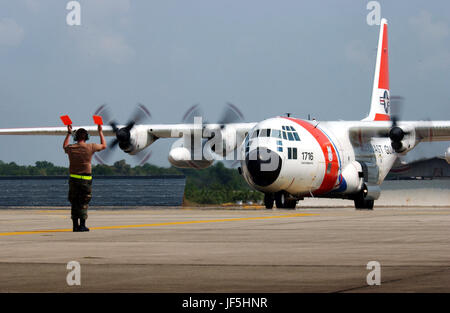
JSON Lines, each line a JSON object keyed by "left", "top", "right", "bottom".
{"left": 240, "top": 117, "right": 397, "bottom": 199}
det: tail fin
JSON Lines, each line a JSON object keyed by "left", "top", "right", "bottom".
{"left": 364, "top": 18, "right": 390, "bottom": 121}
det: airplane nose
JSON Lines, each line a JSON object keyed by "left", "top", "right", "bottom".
{"left": 245, "top": 148, "right": 282, "bottom": 187}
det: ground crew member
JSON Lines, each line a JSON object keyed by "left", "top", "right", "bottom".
{"left": 63, "top": 124, "right": 106, "bottom": 232}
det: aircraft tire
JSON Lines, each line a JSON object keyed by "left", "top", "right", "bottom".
{"left": 275, "top": 191, "right": 297, "bottom": 209}
{"left": 285, "top": 199, "right": 297, "bottom": 209}
{"left": 264, "top": 193, "right": 274, "bottom": 209}
{"left": 364, "top": 199, "right": 374, "bottom": 210}
{"left": 354, "top": 198, "right": 374, "bottom": 210}
{"left": 275, "top": 191, "right": 286, "bottom": 208}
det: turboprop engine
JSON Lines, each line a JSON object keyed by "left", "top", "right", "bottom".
{"left": 113, "top": 124, "right": 157, "bottom": 155}
{"left": 92, "top": 103, "right": 155, "bottom": 165}
{"left": 205, "top": 125, "right": 239, "bottom": 158}
{"left": 168, "top": 137, "right": 214, "bottom": 169}
{"left": 179, "top": 102, "right": 245, "bottom": 161}
{"left": 389, "top": 125, "right": 416, "bottom": 154}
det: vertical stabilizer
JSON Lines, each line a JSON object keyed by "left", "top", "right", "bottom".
{"left": 364, "top": 18, "right": 390, "bottom": 121}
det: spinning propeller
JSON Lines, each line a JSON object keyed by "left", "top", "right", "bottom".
{"left": 93, "top": 103, "right": 153, "bottom": 165}
{"left": 181, "top": 102, "right": 245, "bottom": 167}
{"left": 182, "top": 102, "right": 244, "bottom": 129}
{"left": 388, "top": 96, "right": 408, "bottom": 152}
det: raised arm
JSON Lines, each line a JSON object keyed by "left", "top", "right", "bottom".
{"left": 97, "top": 124, "right": 107, "bottom": 151}
{"left": 63, "top": 125, "right": 72, "bottom": 149}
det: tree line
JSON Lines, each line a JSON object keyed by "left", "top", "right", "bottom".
{"left": 0, "top": 160, "right": 263, "bottom": 204}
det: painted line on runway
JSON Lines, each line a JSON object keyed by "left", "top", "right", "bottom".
{"left": 0, "top": 213, "right": 318, "bottom": 236}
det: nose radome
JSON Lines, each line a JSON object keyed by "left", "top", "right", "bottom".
{"left": 245, "top": 148, "right": 282, "bottom": 187}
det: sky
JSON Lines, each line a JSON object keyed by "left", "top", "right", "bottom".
{"left": 0, "top": 0, "right": 449, "bottom": 167}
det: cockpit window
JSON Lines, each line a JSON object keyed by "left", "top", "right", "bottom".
{"left": 254, "top": 126, "right": 300, "bottom": 141}
{"left": 271, "top": 130, "right": 281, "bottom": 138}
{"left": 251, "top": 129, "right": 260, "bottom": 139}
{"left": 279, "top": 125, "right": 300, "bottom": 141}
{"left": 259, "top": 129, "right": 271, "bottom": 137}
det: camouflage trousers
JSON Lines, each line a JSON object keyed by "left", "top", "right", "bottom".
{"left": 68, "top": 177, "right": 92, "bottom": 220}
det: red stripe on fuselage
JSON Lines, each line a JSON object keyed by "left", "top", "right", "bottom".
{"left": 283, "top": 117, "right": 339, "bottom": 195}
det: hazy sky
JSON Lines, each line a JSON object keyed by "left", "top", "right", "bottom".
{"left": 0, "top": 0, "right": 449, "bottom": 167}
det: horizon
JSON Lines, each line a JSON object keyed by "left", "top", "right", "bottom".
{"left": 1, "top": 1, "right": 449, "bottom": 166}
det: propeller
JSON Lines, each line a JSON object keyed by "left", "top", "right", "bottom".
{"left": 181, "top": 103, "right": 203, "bottom": 124}
{"left": 218, "top": 102, "right": 244, "bottom": 128}
{"left": 387, "top": 96, "right": 410, "bottom": 153}
{"left": 93, "top": 103, "right": 153, "bottom": 166}
{"left": 217, "top": 103, "right": 245, "bottom": 167}
{"left": 180, "top": 102, "right": 245, "bottom": 167}
{"left": 181, "top": 102, "right": 244, "bottom": 131}
{"left": 389, "top": 95, "right": 403, "bottom": 128}
{"left": 385, "top": 96, "right": 439, "bottom": 160}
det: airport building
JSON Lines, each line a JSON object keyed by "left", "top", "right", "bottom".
{"left": 386, "top": 157, "right": 450, "bottom": 180}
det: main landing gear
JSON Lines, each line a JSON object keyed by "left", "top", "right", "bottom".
{"left": 353, "top": 188, "right": 374, "bottom": 210}
{"left": 264, "top": 191, "right": 297, "bottom": 209}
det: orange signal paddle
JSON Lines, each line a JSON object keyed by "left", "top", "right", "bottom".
{"left": 93, "top": 115, "right": 103, "bottom": 125}
{"left": 60, "top": 115, "right": 72, "bottom": 126}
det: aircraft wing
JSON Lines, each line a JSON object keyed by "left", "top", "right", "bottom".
{"left": 0, "top": 123, "right": 257, "bottom": 138}
{"left": 147, "top": 123, "right": 256, "bottom": 138}
{"left": 411, "top": 121, "right": 450, "bottom": 142}
{"left": 348, "top": 121, "right": 450, "bottom": 143}
{"left": 0, "top": 126, "right": 116, "bottom": 136}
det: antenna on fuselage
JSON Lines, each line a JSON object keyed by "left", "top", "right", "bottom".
{"left": 285, "top": 113, "right": 291, "bottom": 117}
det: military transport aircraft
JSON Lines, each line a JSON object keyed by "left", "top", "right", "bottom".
{"left": 1, "top": 19, "right": 449, "bottom": 210}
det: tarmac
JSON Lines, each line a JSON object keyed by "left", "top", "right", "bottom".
{"left": 1, "top": 206, "right": 450, "bottom": 292}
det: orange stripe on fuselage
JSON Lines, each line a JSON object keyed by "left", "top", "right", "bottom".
{"left": 283, "top": 118, "right": 339, "bottom": 195}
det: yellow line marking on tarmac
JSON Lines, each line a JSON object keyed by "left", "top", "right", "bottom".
{"left": 0, "top": 213, "right": 317, "bottom": 237}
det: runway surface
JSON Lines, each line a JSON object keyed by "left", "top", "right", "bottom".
{"left": 1, "top": 206, "right": 450, "bottom": 292}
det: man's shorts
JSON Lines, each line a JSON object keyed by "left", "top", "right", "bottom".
{"left": 68, "top": 177, "right": 92, "bottom": 220}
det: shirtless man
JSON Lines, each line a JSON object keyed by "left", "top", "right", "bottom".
{"left": 63, "top": 125, "right": 106, "bottom": 232}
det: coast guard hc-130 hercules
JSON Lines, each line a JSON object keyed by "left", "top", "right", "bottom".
{"left": 1, "top": 19, "right": 450, "bottom": 210}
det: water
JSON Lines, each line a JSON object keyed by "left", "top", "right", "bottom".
{"left": 0, "top": 177, "right": 186, "bottom": 207}
{"left": 0, "top": 177, "right": 448, "bottom": 208}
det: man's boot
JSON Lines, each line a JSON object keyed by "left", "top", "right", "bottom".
{"left": 79, "top": 219, "right": 90, "bottom": 232}
{"left": 72, "top": 218, "right": 80, "bottom": 232}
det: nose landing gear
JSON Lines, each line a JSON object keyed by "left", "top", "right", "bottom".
{"left": 264, "top": 193, "right": 274, "bottom": 209}
{"left": 265, "top": 191, "right": 297, "bottom": 209}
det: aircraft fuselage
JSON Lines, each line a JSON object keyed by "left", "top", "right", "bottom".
{"left": 240, "top": 117, "right": 397, "bottom": 203}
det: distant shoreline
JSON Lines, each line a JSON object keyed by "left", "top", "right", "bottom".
{"left": 1, "top": 175, "right": 448, "bottom": 181}
{"left": 0, "top": 175, "right": 185, "bottom": 180}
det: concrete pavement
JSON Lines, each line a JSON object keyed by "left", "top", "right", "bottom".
{"left": 0, "top": 207, "right": 449, "bottom": 292}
